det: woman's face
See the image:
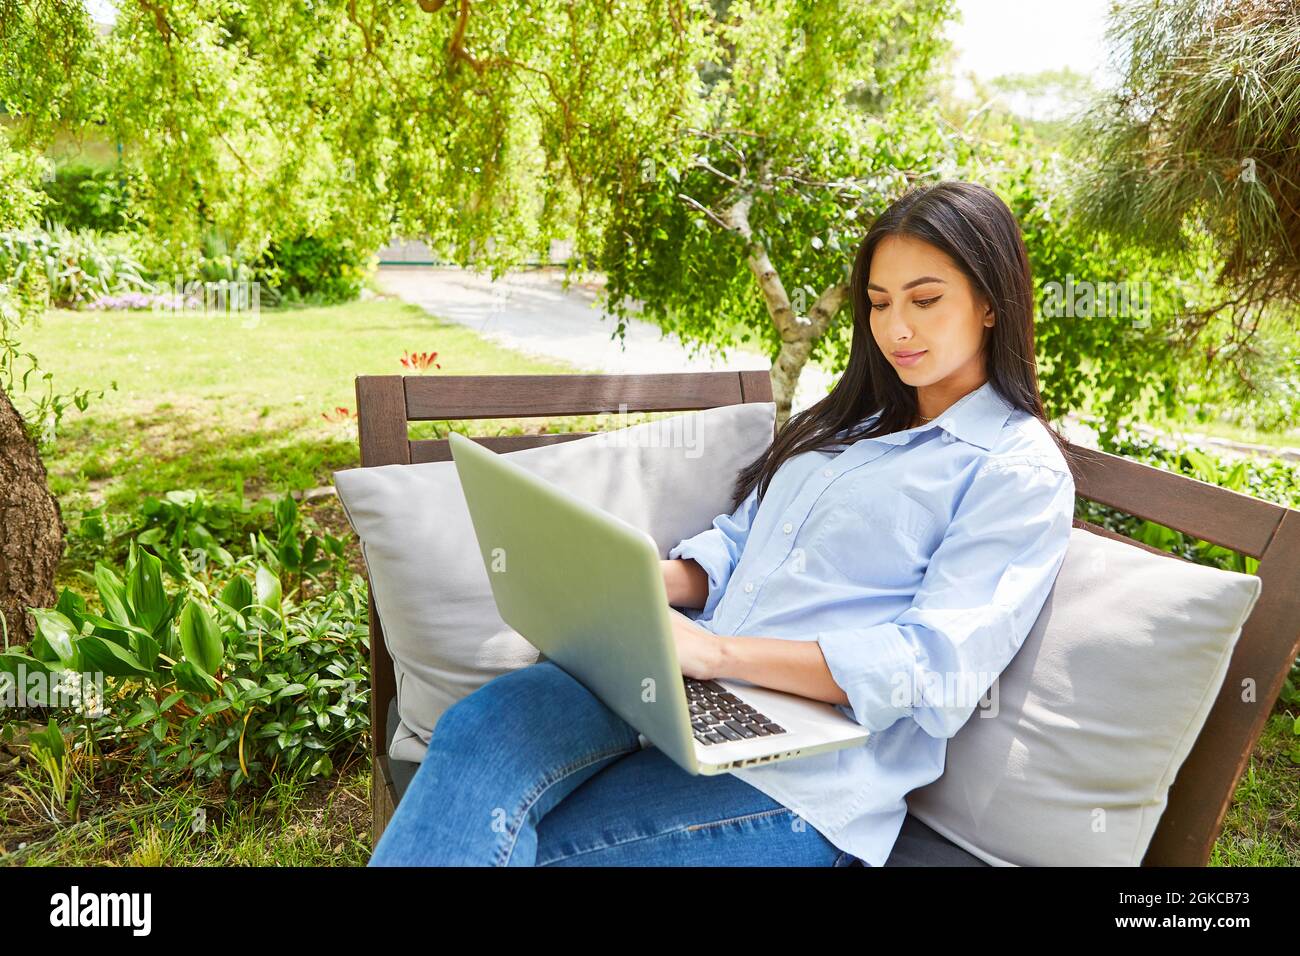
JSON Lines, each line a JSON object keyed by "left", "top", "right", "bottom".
{"left": 866, "top": 234, "right": 994, "bottom": 390}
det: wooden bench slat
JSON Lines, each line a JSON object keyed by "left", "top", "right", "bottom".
{"left": 403, "top": 371, "right": 755, "bottom": 420}
{"left": 409, "top": 433, "right": 594, "bottom": 463}
{"left": 354, "top": 377, "right": 407, "bottom": 755}
{"left": 1069, "top": 444, "right": 1284, "bottom": 558}
{"left": 356, "top": 376, "right": 411, "bottom": 467}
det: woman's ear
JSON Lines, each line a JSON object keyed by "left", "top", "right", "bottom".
{"left": 982, "top": 304, "right": 995, "bottom": 328}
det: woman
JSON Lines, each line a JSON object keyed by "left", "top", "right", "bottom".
{"left": 369, "top": 180, "right": 1078, "bottom": 867}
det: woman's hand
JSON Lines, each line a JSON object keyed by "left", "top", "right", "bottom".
{"left": 668, "top": 612, "right": 725, "bottom": 681}
{"left": 668, "top": 615, "right": 851, "bottom": 708}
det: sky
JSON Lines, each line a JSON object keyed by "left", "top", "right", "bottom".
{"left": 85, "top": 0, "right": 115, "bottom": 25}
{"left": 945, "top": 0, "right": 1120, "bottom": 94}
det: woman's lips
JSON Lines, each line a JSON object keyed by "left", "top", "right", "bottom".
{"left": 892, "top": 349, "right": 927, "bottom": 367}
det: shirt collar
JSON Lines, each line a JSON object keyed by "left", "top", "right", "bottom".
{"left": 832, "top": 380, "right": 1016, "bottom": 451}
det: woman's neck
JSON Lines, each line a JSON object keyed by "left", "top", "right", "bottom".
{"left": 915, "top": 371, "right": 988, "bottom": 423}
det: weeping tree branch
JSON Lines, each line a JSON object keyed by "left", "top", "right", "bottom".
{"left": 678, "top": 155, "right": 851, "bottom": 424}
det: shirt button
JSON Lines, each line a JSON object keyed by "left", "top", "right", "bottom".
{"left": 822, "top": 468, "right": 833, "bottom": 478}
{"left": 743, "top": 582, "right": 754, "bottom": 593}
{"left": 782, "top": 522, "right": 793, "bottom": 534}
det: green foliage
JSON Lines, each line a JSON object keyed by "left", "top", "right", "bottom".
{"left": 0, "top": 230, "right": 117, "bottom": 447}
{"left": 4, "top": 529, "right": 368, "bottom": 792}
{"left": 0, "top": 225, "right": 151, "bottom": 308}
{"left": 2, "top": 0, "right": 715, "bottom": 279}
{"left": 39, "top": 163, "right": 139, "bottom": 233}
{"left": 256, "top": 493, "right": 348, "bottom": 588}
{"left": 0, "top": 125, "right": 47, "bottom": 233}
{"left": 134, "top": 490, "right": 243, "bottom": 571}
{"left": 0, "top": 0, "right": 100, "bottom": 132}
{"left": 1070, "top": 0, "right": 1300, "bottom": 306}
{"left": 73, "top": 487, "right": 348, "bottom": 592}
{"left": 21, "top": 717, "right": 82, "bottom": 821}
{"left": 598, "top": 0, "right": 959, "bottom": 359}
{"left": 257, "top": 234, "right": 371, "bottom": 305}
{"left": 1001, "top": 149, "right": 1193, "bottom": 433}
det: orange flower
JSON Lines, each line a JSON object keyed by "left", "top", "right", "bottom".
{"left": 400, "top": 350, "right": 442, "bottom": 372}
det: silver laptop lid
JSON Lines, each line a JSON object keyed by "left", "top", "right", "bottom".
{"left": 448, "top": 431, "right": 700, "bottom": 773}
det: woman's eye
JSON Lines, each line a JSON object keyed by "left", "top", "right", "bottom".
{"left": 870, "top": 301, "right": 888, "bottom": 311}
{"left": 914, "top": 296, "right": 942, "bottom": 308}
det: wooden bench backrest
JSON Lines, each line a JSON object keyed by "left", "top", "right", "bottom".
{"left": 354, "top": 371, "right": 1300, "bottom": 866}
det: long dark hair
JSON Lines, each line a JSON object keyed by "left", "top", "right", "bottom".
{"left": 732, "top": 180, "right": 1075, "bottom": 508}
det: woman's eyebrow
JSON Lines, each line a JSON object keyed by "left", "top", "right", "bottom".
{"left": 866, "top": 276, "right": 947, "bottom": 292}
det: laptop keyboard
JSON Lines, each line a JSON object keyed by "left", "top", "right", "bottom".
{"left": 685, "top": 678, "right": 787, "bottom": 746}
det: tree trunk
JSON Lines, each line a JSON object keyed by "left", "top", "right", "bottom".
{"left": 771, "top": 337, "right": 814, "bottom": 428}
{"left": 0, "top": 386, "right": 64, "bottom": 646}
{"left": 715, "top": 186, "right": 849, "bottom": 431}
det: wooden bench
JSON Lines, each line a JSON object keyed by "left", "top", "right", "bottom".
{"left": 353, "top": 370, "right": 1300, "bottom": 866}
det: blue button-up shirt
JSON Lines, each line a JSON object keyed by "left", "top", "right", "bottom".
{"left": 667, "top": 379, "right": 1075, "bottom": 866}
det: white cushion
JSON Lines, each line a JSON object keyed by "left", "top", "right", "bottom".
{"left": 906, "top": 526, "right": 1263, "bottom": 866}
{"left": 333, "top": 402, "right": 776, "bottom": 762}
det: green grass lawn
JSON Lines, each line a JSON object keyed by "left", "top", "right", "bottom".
{"left": 1153, "top": 416, "right": 1300, "bottom": 450}
{"left": 15, "top": 297, "right": 599, "bottom": 516}
{"left": 1214, "top": 714, "right": 1300, "bottom": 865}
{"left": 4, "top": 295, "right": 1297, "bottom": 866}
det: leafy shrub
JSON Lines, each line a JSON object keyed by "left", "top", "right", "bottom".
{"left": 0, "top": 225, "right": 150, "bottom": 307}
{"left": 73, "top": 488, "right": 347, "bottom": 590}
{"left": 256, "top": 234, "right": 370, "bottom": 304}
{"left": 3, "top": 527, "right": 366, "bottom": 792}
{"left": 196, "top": 229, "right": 267, "bottom": 288}
{"left": 39, "top": 163, "right": 138, "bottom": 233}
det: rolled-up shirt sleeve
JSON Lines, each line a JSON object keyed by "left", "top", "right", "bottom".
{"left": 667, "top": 484, "right": 761, "bottom": 621}
{"left": 816, "top": 458, "right": 1075, "bottom": 738}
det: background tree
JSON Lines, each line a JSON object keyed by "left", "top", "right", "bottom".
{"left": 0, "top": 128, "right": 66, "bottom": 644}
{"left": 1070, "top": 0, "right": 1300, "bottom": 396}
{"left": 44, "top": 0, "right": 711, "bottom": 274}
{"left": 595, "top": 0, "right": 958, "bottom": 424}
{"left": 0, "top": 0, "right": 717, "bottom": 641}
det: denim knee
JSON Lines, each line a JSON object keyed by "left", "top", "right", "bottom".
{"left": 431, "top": 661, "right": 565, "bottom": 740}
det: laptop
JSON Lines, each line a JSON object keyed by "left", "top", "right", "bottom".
{"left": 447, "top": 431, "right": 870, "bottom": 775}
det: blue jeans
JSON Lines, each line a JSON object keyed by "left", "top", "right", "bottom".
{"left": 369, "top": 661, "right": 862, "bottom": 866}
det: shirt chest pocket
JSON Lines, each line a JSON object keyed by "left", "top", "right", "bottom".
{"left": 802, "top": 484, "right": 942, "bottom": 585}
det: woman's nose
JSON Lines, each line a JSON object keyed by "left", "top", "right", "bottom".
{"left": 881, "top": 308, "right": 914, "bottom": 341}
